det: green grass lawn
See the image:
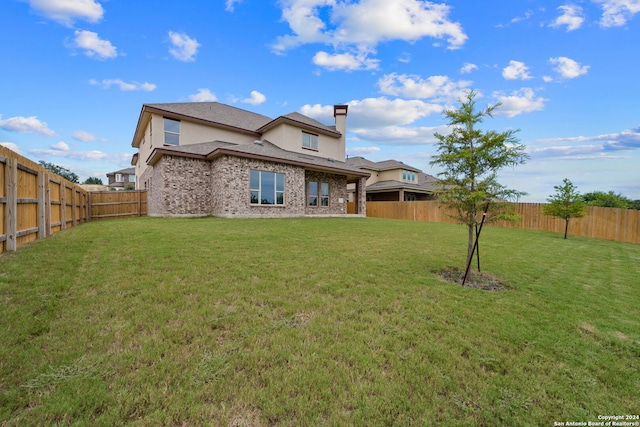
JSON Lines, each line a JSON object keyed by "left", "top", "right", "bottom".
{"left": 1, "top": 217, "right": 639, "bottom": 426}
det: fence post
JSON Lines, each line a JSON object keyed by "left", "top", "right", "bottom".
{"left": 60, "top": 184, "right": 66, "bottom": 230}
{"left": 72, "top": 188, "right": 77, "bottom": 227}
{"left": 5, "top": 158, "right": 17, "bottom": 251}
{"left": 45, "top": 175, "right": 51, "bottom": 237}
{"left": 37, "top": 171, "right": 46, "bottom": 239}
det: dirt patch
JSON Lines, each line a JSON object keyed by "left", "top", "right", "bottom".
{"left": 439, "top": 269, "right": 511, "bottom": 291}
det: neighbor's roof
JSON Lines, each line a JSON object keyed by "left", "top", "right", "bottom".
{"left": 146, "top": 140, "right": 369, "bottom": 180}
{"left": 345, "top": 156, "right": 422, "bottom": 173}
{"left": 106, "top": 167, "right": 135, "bottom": 176}
{"left": 365, "top": 173, "right": 439, "bottom": 194}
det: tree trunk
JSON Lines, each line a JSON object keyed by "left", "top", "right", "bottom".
{"left": 564, "top": 217, "right": 569, "bottom": 239}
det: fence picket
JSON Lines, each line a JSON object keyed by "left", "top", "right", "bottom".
{"left": 367, "top": 201, "right": 639, "bottom": 244}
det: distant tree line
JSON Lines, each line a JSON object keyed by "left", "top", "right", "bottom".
{"left": 38, "top": 161, "right": 103, "bottom": 185}
{"left": 581, "top": 191, "right": 640, "bottom": 210}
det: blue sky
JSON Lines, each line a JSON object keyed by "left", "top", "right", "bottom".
{"left": 1, "top": 0, "right": 639, "bottom": 202}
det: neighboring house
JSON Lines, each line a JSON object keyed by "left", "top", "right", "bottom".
{"left": 106, "top": 167, "right": 136, "bottom": 190}
{"left": 345, "top": 157, "right": 439, "bottom": 202}
{"left": 130, "top": 102, "right": 369, "bottom": 217}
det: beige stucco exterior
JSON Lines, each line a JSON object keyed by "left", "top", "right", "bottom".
{"left": 261, "top": 122, "right": 345, "bottom": 161}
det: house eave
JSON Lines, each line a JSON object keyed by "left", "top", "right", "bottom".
{"left": 146, "top": 146, "right": 369, "bottom": 180}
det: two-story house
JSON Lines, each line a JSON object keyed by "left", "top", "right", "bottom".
{"left": 130, "top": 102, "right": 368, "bottom": 217}
{"left": 106, "top": 167, "right": 136, "bottom": 190}
{"left": 345, "top": 157, "right": 438, "bottom": 202}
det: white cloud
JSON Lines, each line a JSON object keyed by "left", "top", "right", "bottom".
{"left": 0, "top": 142, "right": 21, "bottom": 154}
{"left": 346, "top": 146, "right": 381, "bottom": 156}
{"left": 29, "top": 147, "right": 122, "bottom": 162}
{"left": 313, "top": 50, "right": 380, "bottom": 71}
{"left": 349, "top": 125, "right": 448, "bottom": 145}
{"left": 70, "top": 30, "right": 117, "bottom": 59}
{"left": 397, "top": 52, "right": 412, "bottom": 64}
{"left": 377, "top": 73, "right": 472, "bottom": 102}
{"left": 493, "top": 88, "right": 548, "bottom": 117}
{"left": 510, "top": 9, "right": 535, "bottom": 24}
{"left": 502, "top": 60, "right": 533, "bottom": 80}
{"left": 550, "top": 5, "right": 585, "bottom": 31}
{"left": 241, "top": 90, "right": 267, "bottom": 105}
{"left": 225, "top": 0, "right": 243, "bottom": 12}
{"left": 0, "top": 114, "right": 56, "bottom": 136}
{"left": 168, "top": 31, "right": 200, "bottom": 62}
{"left": 302, "top": 97, "right": 444, "bottom": 130}
{"left": 90, "top": 79, "right": 156, "bottom": 91}
{"left": 536, "top": 126, "right": 640, "bottom": 152}
{"left": 549, "top": 56, "right": 590, "bottom": 78}
{"left": 189, "top": 89, "right": 217, "bottom": 102}
{"left": 28, "top": 0, "right": 104, "bottom": 26}
{"left": 273, "top": 0, "right": 467, "bottom": 69}
{"left": 301, "top": 97, "right": 449, "bottom": 145}
{"left": 73, "top": 130, "right": 106, "bottom": 142}
{"left": 51, "top": 141, "right": 70, "bottom": 151}
{"left": 594, "top": 0, "right": 640, "bottom": 27}
{"left": 460, "top": 63, "right": 478, "bottom": 74}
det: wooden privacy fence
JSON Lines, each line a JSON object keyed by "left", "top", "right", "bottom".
{"left": 89, "top": 191, "right": 147, "bottom": 220}
{"left": 367, "top": 201, "right": 640, "bottom": 244}
{"left": 1, "top": 146, "right": 90, "bottom": 253}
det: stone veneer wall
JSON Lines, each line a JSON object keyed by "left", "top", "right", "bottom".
{"left": 144, "top": 156, "right": 213, "bottom": 216}
{"left": 142, "top": 153, "right": 354, "bottom": 217}
{"left": 210, "top": 155, "right": 307, "bottom": 216}
{"left": 304, "top": 170, "right": 348, "bottom": 215}
{"left": 140, "top": 163, "right": 164, "bottom": 216}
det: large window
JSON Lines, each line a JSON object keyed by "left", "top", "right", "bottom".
{"left": 302, "top": 132, "right": 318, "bottom": 150}
{"left": 250, "top": 170, "right": 285, "bottom": 205}
{"left": 308, "top": 181, "right": 329, "bottom": 207}
{"left": 164, "top": 118, "right": 180, "bottom": 145}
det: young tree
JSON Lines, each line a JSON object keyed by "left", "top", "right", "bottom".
{"left": 38, "top": 161, "right": 79, "bottom": 183}
{"left": 430, "top": 90, "right": 528, "bottom": 270}
{"left": 543, "top": 178, "right": 586, "bottom": 239}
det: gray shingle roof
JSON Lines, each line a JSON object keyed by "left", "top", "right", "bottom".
{"left": 345, "top": 156, "right": 421, "bottom": 172}
{"left": 145, "top": 102, "right": 273, "bottom": 132}
{"left": 345, "top": 156, "right": 439, "bottom": 193}
{"left": 107, "top": 167, "right": 135, "bottom": 176}
{"left": 147, "top": 140, "right": 368, "bottom": 178}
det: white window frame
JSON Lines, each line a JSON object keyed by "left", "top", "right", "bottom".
{"left": 250, "top": 170, "right": 285, "bottom": 206}
{"left": 302, "top": 132, "right": 318, "bottom": 151}
{"left": 164, "top": 118, "right": 180, "bottom": 146}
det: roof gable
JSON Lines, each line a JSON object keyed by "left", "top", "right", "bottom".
{"left": 257, "top": 111, "right": 341, "bottom": 137}
{"left": 144, "top": 102, "right": 273, "bottom": 132}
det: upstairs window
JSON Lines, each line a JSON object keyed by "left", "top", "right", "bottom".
{"left": 164, "top": 118, "right": 180, "bottom": 145}
{"left": 302, "top": 132, "right": 318, "bottom": 150}
{"left": 115, "top": 173, "right": 124, "bottom": 182}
